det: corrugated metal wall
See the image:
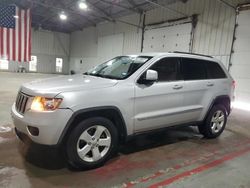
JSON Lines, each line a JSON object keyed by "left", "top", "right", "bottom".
{"left": 145, "top": 0, "right": 236, "bottom": 68}
{"left": 70, "top": 0, "right": 240, "bottom": 72}
{"left": 7, "top": 29, "right": 70, "bottom": 74}
{"left": 69, "top": 13, "right": 142, "bottom": 72}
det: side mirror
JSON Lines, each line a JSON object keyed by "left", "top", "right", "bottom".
{"left": 138, "top": 69, "right": 158, "bottom": 85}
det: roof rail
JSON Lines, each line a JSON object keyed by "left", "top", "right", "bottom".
{"left": 172, "top": 51, "right": 213, "bottom": 58}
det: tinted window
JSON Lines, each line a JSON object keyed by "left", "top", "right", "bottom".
{"left": 150, "top": 57, "right": 180, "bottom": 82}
{"left": 206, "top": 61, "right": 227, "bottom": 79}
{"left": 181, "top": 58, "right": 207, "bottom": 80}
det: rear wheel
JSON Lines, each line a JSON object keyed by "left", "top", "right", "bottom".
{"left": 198, "top": 104, "right": 227, "bottom": 138}
{"left": 66, "top": 117, "right": 118, "bottom": 169}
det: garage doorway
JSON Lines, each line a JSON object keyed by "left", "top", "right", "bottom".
{"left": 230, "top": 5, "right": 250, "bottom": 106}
{"left": 142, "top": 17, "right": 193, "bottom": 53}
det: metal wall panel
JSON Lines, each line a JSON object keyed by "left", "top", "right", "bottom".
{"left": 230, "top": 8, "right": 250, "bottom": 103}
{"left": 145, "top": 0, "right": 236, "bottom": 68}
{"left": 69, "top": 0, "right": 250, "bottom": 72}
{"left": 97, "top": 33, "right": 124, "bottom": 63}
{"left": 31, "top": 29, "right": 70, "bottom": 74}
{"left": 69, "top": 14, "right": 142, "bottom": 73}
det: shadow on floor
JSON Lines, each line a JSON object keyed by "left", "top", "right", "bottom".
{"left": 120, "top": 126, "right": 202, "bottom": 154}
{"left": 18, "top": 141, "right": 67, "bottom": 170}
{"left": 18, "top": 126, "right": 202, "bottom": 170}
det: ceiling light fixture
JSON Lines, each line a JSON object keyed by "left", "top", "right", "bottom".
{"left": 59, "top": 12, "right": 67, "bottom": 20}
{"left": 79, "top": 1, "right": 88, "bottom": 10}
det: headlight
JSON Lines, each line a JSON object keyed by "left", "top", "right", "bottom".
{"left": 30, "top": 97, "right": 62, "bottom": 111}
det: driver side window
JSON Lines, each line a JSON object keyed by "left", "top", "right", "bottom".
{"left": 150, "top": 57, "right": 180, "bottom": 82}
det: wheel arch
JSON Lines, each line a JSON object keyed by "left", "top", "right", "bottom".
{"left": 57, "top": 106, "right": 128, "bottom": 145}
{"left": 205, "top": 95, "right": 231, "bottom": 121}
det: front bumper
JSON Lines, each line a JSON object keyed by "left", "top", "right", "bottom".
{"left": 11, "top": 103, "right": 73, "bottom": 145}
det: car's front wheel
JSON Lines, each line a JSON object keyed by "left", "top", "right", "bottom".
{"left": 66, "top": 117, "right": 118, "bottom": 169}
{"left": 198, "top": 104, "right": 227, "bottom": 138}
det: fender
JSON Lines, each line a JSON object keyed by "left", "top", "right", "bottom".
{"left": 57, "top": 106, "right": 128, "bottom": 145}
{"left": 204, "top": 95, "right": 231, "bottom": 121}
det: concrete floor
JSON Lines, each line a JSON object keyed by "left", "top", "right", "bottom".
{"left": 1, "top": 72, "right": 250, "bottom": 188}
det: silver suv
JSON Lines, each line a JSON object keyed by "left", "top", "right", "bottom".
{"left": 11, "top": 52, "right": 235, "bottom": 169}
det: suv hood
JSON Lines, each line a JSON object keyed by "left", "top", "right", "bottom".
{"left": 21, "top": 74, "right": 118, "bottom": 97}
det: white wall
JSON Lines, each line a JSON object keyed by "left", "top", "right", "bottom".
{"left": 8, "top": 29, "right": 70, "bottom": 74}
{"left": 69, "top": 0, "right": 246, "bottom": 72}
{"left": 69, "top": 14, "right": 142, "bottom": 73}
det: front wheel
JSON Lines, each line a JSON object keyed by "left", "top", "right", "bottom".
{"left": 198, "top": 104, "right": 227, "bottom": 138}
{"left": 66, "top": 117, "right": 118, "bottom": 169}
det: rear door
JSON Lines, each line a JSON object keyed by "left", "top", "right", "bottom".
{"left": 180, "top": 58, "right": 210, "bottom": 122}
{"left": 180, "top": 58, "right": 229, "bottom": 122}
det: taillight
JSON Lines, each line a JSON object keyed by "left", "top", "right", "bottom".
{"left": 232, "top": 80, "right": 236, "bottom": 89}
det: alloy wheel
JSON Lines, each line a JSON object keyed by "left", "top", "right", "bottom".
{"left": 77, "top": 125, "right": 111, "bottom": 162}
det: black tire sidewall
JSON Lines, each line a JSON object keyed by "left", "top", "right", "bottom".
{"left": 203, "top": 104, "right": 227, "bottom": 138}
{"left": 66, "top": 117, "right": 118, "bottom": 169}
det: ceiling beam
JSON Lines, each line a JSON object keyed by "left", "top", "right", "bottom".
{"left": 100, "top": 0, "right": 142, "bottom": 14}
{"left": 32, "top": 21, "right": 72, "bottom": 33}
{"left": 127, "top": 0, "right": 143, "bottom": 13}
{"left": 85, "top": 0, "right": 115, "bottom": 22}
{"left": 144, "top": 0, "right": 188, "bottom": 17}
{"left": 28, "top": 0, "right": 97, "bottom": 27}
{"left": 217, "top": 0, "right": 236, "bottom": 9}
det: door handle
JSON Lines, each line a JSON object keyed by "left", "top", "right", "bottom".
{"left": 173, "top": 85, "right": 183, "bottom": 90}
{"left": 207, "top": 82, "right": 214, "bottom": 87}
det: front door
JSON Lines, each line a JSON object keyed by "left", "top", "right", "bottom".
{"left": 134, "top": 57, "right": 185, "bottom": 132}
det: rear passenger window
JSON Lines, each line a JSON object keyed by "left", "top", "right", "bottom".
{"left": 206, "top": 61, "right": 227, "bottom": 79}
{"left": 181, "top": 58, "right": 207, "bottom": 80}
{"left": 150, "top": 57, "right": 180, "bottom": 82}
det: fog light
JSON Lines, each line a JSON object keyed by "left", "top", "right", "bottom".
{"left": 27, "top": 126, "right": 39, "bottom": 136}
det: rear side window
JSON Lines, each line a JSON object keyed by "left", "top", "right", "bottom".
{"left": 205, "top": 61, "right": 227, "bottom": 79}
{"left": 181, "top": 58, "right": 207, "bottom": 80}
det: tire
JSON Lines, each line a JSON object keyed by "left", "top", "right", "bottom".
{"left": 198, "top": 104, "right": 227, "bottom": 139}
{"left": 66, "top": 117, "right": 118, "bottom": 170}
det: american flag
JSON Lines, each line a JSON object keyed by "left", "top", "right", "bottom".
{"left": 0, "top": 5, "right": 31, "bottom": 62}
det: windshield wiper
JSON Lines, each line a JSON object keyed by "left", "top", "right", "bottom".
{"left": 83, "top": 72, "right": 100, "bottom": 77}
{"left": 84, "top": 72, "right": 118, "bottom": 80}
{"left": 100, "top": 75, "right": 118, "bottom": 79}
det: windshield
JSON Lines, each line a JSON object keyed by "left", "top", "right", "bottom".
{"left": 84, "top": 56, "right": 152, "bottom": 80}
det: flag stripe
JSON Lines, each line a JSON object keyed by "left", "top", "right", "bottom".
{"left": 15, "top": 7, "right": 19, "bottom": 62}
{"left": 18, "top": 9, "right": 22, "bottom": 62}
{"left": 26, "top": 9, "right": 30, "bottom": 62}
{"left": 9, "top": 29, "right": 13, "bottom": 60}
{"left": 24, "top": 10, "right": 27, "bottom": 62}
{"left": 28, "top": 9, "right": 31, "bottom": 61}
{"left": 0, "top": 28, "right": 3, "bottom": 57}
{"left": 3, "top": 28, "right": 7, "bottom": 58}
{"left": 7, "top": 28, "right": 10, "bottom": 59}
{"left": 21, "top": 10, "right": 25, "bottom": 62}
{"left": 12, "top": 26, "right": 16, "bottom": 61}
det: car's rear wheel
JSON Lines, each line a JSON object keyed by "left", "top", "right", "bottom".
{"left": 198, "top": 104, "right": 227, "bottom": 138}
{"left": 66, "top": 117, "right": 118, "bottom": 169}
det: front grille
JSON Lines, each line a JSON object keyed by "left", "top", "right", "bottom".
{"left": 15, "top": 92, "right": 29, "bottom": 114}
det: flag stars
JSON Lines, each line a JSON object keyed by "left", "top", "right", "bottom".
{"left": 0, "top": 5, "right": 16, "bottom": 29}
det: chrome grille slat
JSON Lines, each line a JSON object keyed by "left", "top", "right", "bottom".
{"left": 16, "top": 93, "right": 21, "bottom": 108}
{"left": 18, "top": 95, "right": 24, "bottom": 112}
{"left": 15, "top": 92, "right": 30, "bottom": 114}
{"left": 20, "top": 96, "right": 27, "bottom": 113}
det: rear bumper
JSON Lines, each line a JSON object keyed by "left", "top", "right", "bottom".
{"left": 11, "top": 103, "right": 73, "bottom": 145}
